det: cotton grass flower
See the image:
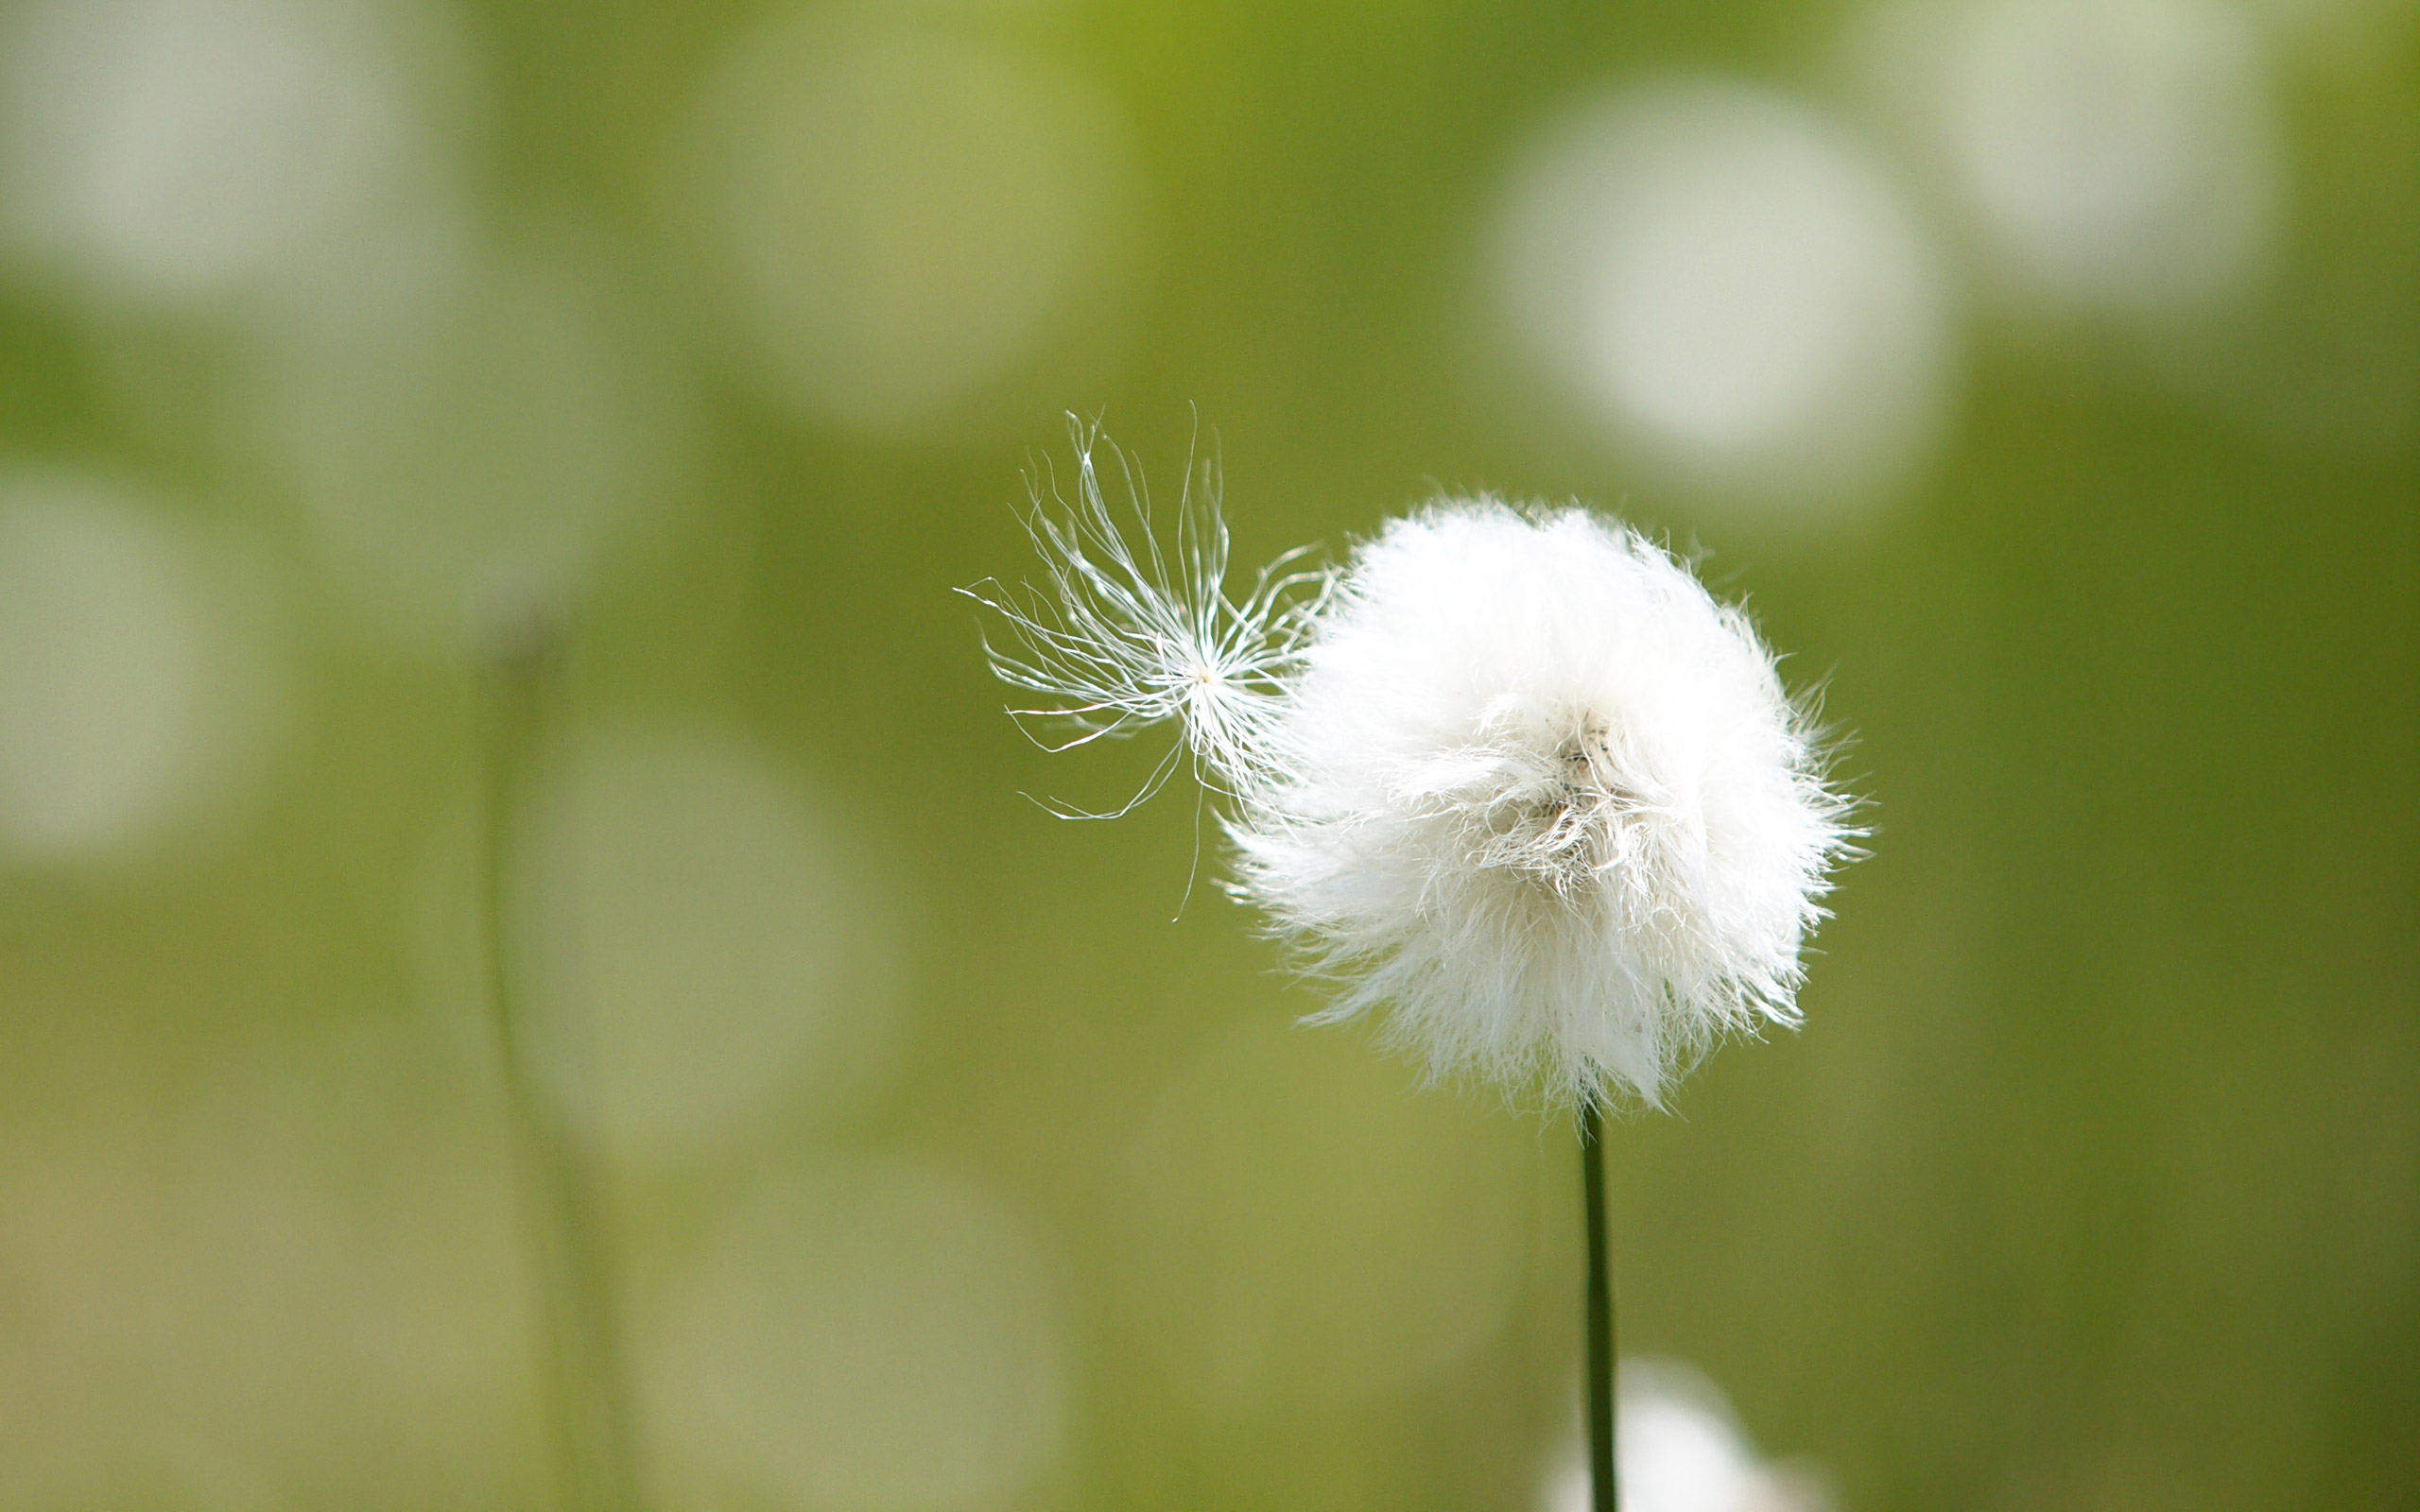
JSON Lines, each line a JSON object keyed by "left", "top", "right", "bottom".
{"left": 969, "top": 422, "right": 1853, "bottom": 1110}
{"left": 969, "top": 422, "right": 1856, "bottom": 1512}
{"left": 1234, "top": 504, "right": 1849, "bottom": 1109}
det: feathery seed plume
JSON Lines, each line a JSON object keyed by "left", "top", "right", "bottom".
{"left": 968, "top": 421, "right": 1854, "bottom": 1109}
{"left": 960, "top": 423, "right": 1324, "bottom": 817}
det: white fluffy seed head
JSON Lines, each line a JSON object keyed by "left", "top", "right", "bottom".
{"left": 968, "top": 429, "right": 1855, "bottom": 1111}
{"left": 1229, "top": 501, "right": 1852, "bottom": 1109}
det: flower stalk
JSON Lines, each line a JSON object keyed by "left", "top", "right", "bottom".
{"left": 479, "top": 610, "right": 647, "bottom": 1512}
{"left": 1582, "top": 1102, "right": 1618, "bottom": 1512}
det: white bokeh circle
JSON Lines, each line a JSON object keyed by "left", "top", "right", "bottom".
{"left": 0, "top": 0, "right": 455, "bottom": 307}
{"left": 0, "top": 474, "right": 282, "bottom": 863}
{"left": 1497, "top": 79, "right": 1953, "bottom": 513}
{"left": 517, "top": 727, "right": 907, "bottom": 1158}
{"left": 246, "top": 243, "right": 693, "bottom": 653}
{"left": 1941, "top": 0, "right": 2282, "bottom": 316}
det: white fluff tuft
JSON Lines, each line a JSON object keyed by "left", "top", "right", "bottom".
{"left": 1230, "top": 502, "right": 1852, "bottom": 1109}
{"left": 959, "top": 419, "right": 1325, "bottom": 816}
{"left": 970, "top": 431, "right": 1854, "bottom": 1109}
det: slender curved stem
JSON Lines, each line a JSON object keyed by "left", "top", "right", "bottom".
{"left": 1582, "top": 1102, "right": 1619, "bottom": 1512}
{"left": 480, "top": 613, "right": 647, "bottom": 1512}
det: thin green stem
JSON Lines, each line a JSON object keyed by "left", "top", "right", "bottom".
{"left": 480, "top": 613, "right": 647, "bottom": 1512}
{"left": 1582, "top": 1101, "right": 1618, "bottom": 1512}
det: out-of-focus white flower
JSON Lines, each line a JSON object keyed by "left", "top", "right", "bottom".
{"left": 970, "top": 427, "right": 1853, "bottom": 1108}
{"left": 1542, "top": 1360, "right": 1834, "bottom": 1512}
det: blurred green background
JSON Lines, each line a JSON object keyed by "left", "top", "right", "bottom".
{"left": 0, "top": 0, "right": 2413, "bottom": 1508}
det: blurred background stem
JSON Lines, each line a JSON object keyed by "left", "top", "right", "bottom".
{"left": 1582, "top": 1101, "right": 1618, "bottom": 1512}
{"left": 481, "top": 610, "right": 648, "bottom": 1512}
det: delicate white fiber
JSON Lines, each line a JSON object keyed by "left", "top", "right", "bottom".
{"left": 971, "top": 427, "right": 1854, "bottom": 1109}
{"left": 959, "top": 419, "right": 1324, "bottom": 817}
